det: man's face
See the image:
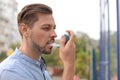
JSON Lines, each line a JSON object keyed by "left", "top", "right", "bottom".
{"left": 27, "top": 13, "right": 57, "bottom": 54}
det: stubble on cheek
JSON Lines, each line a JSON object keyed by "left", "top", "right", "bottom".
{"left": 30, "top": 31, "right": 51, "bottom": 54}
{"left": 30, "top": 37, "right": 51, "bottom": 54}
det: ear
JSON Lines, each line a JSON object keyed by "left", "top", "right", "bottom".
{"left": 19, "top": 23, "right": 29, "bottom": 37}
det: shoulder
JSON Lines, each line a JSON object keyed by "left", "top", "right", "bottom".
{"left": 0, "top": 55, "right": 27, "bottom": 75}
{"left": 0, "top": 69, "right": 32, "bottom": 80}
{"left": 0, "top": 56, "right": 21, "bottom": 70}
{"left": 0, "top": 49, "right": 29, "bottom": 72}
{"left": 0, "top": 57, "right": 31, "bottom": 80}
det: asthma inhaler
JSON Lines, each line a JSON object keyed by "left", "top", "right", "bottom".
{"left": 64, "top": 32, "right": 69, "bottom": 44}
{"left": 52, "top": 32, "right": 70, "bottom": 48}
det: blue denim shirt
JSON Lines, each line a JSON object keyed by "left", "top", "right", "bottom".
{"left": 0, "top": 48, "right": 52, "bottom": 80}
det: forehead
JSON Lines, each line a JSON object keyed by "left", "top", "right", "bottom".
{"left": 32, "top": 13, "right": 56, "bottom": 27}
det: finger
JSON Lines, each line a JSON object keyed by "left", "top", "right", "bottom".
{"left": 60, "top": 35, "right": 66, "bottom": 47}
{"left": 66, "top": 30, "right": 75, "bottom": 42}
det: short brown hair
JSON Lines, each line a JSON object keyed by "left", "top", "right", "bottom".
{"left": 17, "top": 3, "right": 53, "bottom": 37}
{"left": 17, "top": 3, "right": 53, "bottom": 27}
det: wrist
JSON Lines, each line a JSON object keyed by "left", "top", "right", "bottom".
{"left": 62, "top": 63, "right": 75, "bottom": 80}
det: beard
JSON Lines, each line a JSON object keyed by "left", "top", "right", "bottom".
{"left": 30, "top": 35, "right": 50, "bottom": 55}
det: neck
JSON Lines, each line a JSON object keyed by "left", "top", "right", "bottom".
{"left": 19, "top": 43, "right": 41, "bottom": 60}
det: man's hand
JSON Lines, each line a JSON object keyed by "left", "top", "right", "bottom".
{"left": 59, "top": 30, "right": 76, "bottom": 80}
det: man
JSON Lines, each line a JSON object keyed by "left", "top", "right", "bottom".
{"left": 0, "top": 3, "right": 76, "bottom": 80}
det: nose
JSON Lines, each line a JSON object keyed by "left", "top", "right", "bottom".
{"left": 50, "top": 30, "right": 57, "bottom": 38}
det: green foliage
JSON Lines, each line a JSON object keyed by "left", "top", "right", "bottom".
{"left": 110, "top": 32, "right": 117, "bottom": 76}
{"left": 0, "top": 51, "right": 7, "bottom": 62}
{"left": 9, "top": 42, "right": 20, "bottom": 50}
{"left": 75, "top": 51, "right": 91, "bottom": 78}
{"left": 0, "top": 43, "right": 20, "bottom": 62}
{"left": 42, "top": 48, "right": 61, "bottom": 67}
{"left": 74, "top": 36, "right": 92, "bottom": 79}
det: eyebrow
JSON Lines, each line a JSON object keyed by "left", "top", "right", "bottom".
{"left": 43, "top": 24, "right": 56, "bottom": 28}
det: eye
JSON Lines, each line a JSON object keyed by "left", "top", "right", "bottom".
{"left": 42, "top": 25, "right": 51, "bottom": 31}
{"left": 54, "top": 25, "right": 56, "bottom": 29}
{"left": 45, "top": 26, "right": 50, "bottom": 29}
{"left": 42, "top": 24, "right": 56, "bottom": 31}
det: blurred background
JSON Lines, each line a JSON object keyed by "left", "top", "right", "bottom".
{"left": 0, "top": 0, "right": 118, "bottom": 80}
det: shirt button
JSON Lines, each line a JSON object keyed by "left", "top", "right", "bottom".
{"left": 36, "top": 62, "right": 40, "bottom": 65}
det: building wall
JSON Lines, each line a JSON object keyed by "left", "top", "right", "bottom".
{"left": 0, "top": 0, "right": 21, "bottom": 52}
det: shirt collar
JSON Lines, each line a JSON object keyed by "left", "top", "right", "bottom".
{"left": 12, "top": 48, "right": 43, "bottom": 66}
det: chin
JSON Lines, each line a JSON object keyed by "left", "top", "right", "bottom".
{"left": 42, "top": 49, "right": 52, "bottom": 54}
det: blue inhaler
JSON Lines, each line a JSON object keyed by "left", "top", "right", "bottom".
{"left": 52, "top": 32, "right": 70, "bottom": 48}
{"left": 64, "top": 32, "right": 69, "bottom": 44}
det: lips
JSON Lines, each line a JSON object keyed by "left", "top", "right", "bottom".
{"left": 47, "top": 40, "right": 55, "bottom": 47}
